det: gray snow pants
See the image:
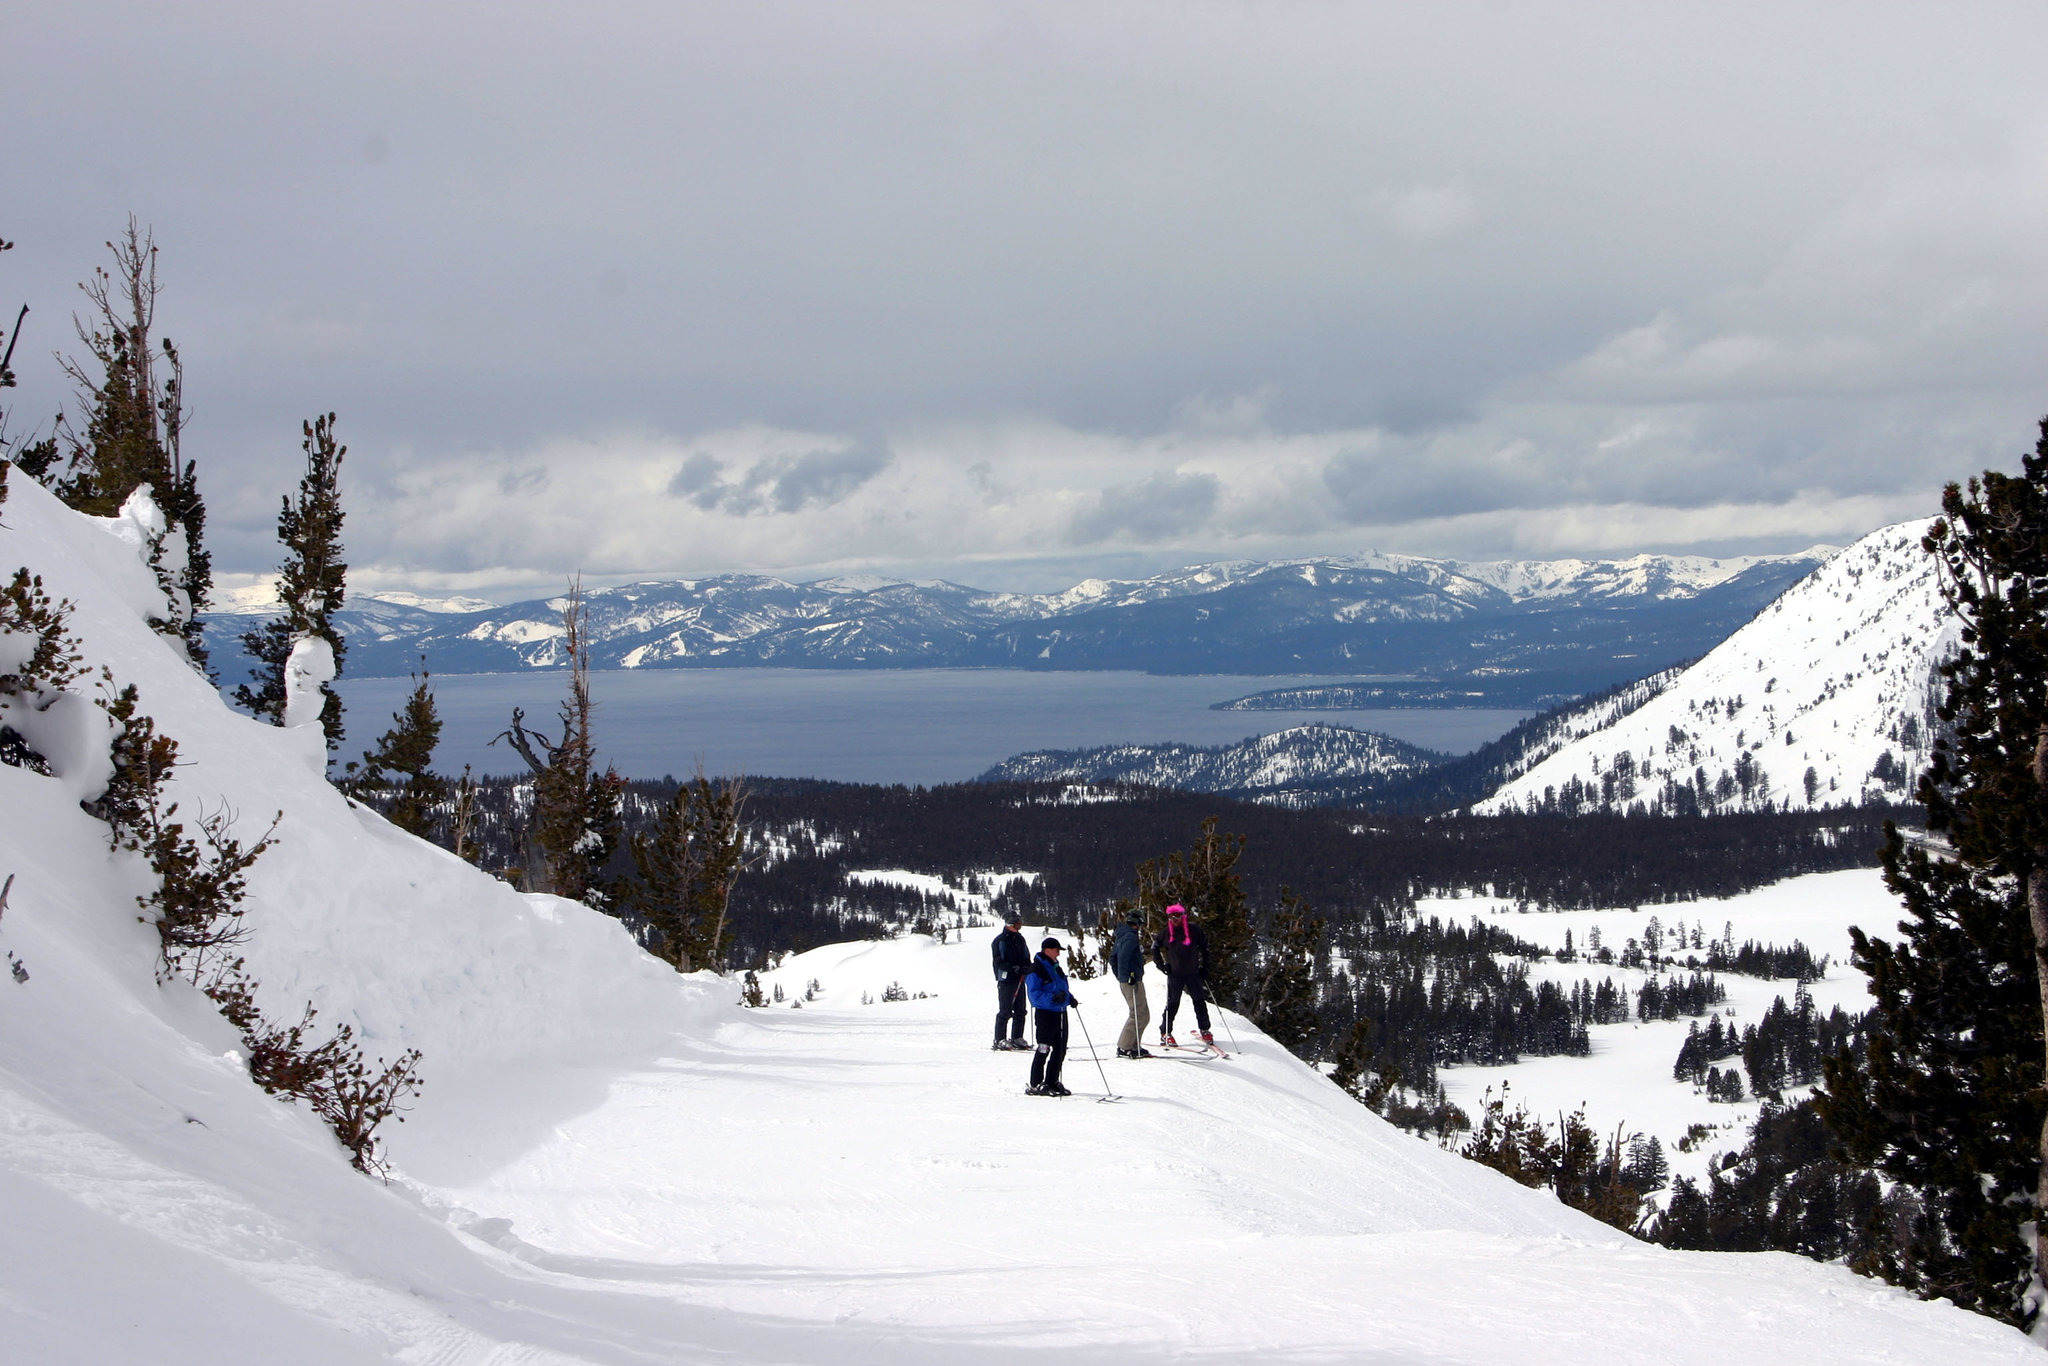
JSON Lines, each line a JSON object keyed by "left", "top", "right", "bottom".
{"left": 1116, "top": 978, "right": 1151, "bottom": 1052}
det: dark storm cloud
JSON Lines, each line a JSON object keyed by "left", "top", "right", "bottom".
{"left": 5, "top": 1, "right": 2046, "bottom": 594}
{"left": 1069, "top": 471, "right": 1221, "bottom": 544}
{"left": 667, "top": 443, "right": 889, "bottom": 516}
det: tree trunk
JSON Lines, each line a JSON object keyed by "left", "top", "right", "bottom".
{"left": 2031, "top": 727, "right": 2048, "bottom": 1292}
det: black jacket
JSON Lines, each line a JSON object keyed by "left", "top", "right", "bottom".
{"left": 1111, "top": 922, "right": 1147, "bottom": 984}
{"left": 992, "top": 927, "right": 1033, "bottom": 980}
{"left": 1152, "top": 921, "right": 1209, "bottom": 978}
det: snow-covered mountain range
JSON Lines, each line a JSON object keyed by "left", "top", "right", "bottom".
{"left": 0, "top": 475, "right": 2030, "bottom": 1362}
{"left": 1477, "top": 521, "right": 1949, "bottom": 815}
{"left": 204, "top": 547, "right": 1827, "bottom": 698}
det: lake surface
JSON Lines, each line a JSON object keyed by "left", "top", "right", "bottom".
{"left": 332, "top": 670, "right": 1532, "bottom": 786}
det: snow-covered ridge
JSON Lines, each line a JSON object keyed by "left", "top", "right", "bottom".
{"left": 1478, "top": 522, "right": 1947, "bottom": 814}
{"left": 1450, "top": 546, "right": 1839, "bottom": 602}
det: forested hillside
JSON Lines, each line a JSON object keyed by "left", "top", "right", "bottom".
{"left": 436, "top": 774, "right": 1897, "bottom": 967}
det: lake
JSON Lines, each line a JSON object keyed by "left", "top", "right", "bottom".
{"left": 331, "top": 669, "right": 1532, "bottom": 786}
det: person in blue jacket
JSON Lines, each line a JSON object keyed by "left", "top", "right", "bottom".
{"left": 1024, "top": 937, "right": 1077, "bottom": 1096}
{"left": 1111, "top": 908, "right": 1153, "bottom": 1059}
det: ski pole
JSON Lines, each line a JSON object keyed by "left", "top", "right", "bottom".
{"left": 1214, "top": 987, "right": 1241, "bottom": 1052}
{"left": 1070, "top": 1001, "right": 1119, "bottom": 1103}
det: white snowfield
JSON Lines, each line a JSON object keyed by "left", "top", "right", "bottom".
{"left": 0, "top": 473, "right": 2033, "bottom": 1363}
{"left": 1481, "top": 521, "right": 1949, "bottom": 815}
{"left": 1426, "top": 869, "right": 1900, "bottom": 1189}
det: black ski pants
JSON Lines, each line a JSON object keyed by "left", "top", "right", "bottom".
{"left": 995, "top": 973, "right": 1029, "bottom": 1043}
{"left": 1162, "top": 973, "right": 1211, "bottom": 1035}
{"left": 1030, "top": 1008, "right": 1069, "bottom": 1088}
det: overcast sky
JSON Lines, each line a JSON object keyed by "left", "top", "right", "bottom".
{"left": 8, "top": 2, "right": 2048, "bottom": 600}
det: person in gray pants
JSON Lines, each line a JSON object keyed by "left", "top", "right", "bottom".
{"left": 1110, "top": 908, "right": 1153, "bottom": 1058}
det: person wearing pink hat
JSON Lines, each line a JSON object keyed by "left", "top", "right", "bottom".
{"left": 1150, "top": 903, "right": 1212, "bottom": 1048}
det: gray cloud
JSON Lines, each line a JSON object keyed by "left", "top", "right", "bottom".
{"left": 667, "top": 453, "right": 728, "bottom": 509}
{"left": 768, "top": 447, "right": 892, "bottom": 514}
{"left": 5, "top": 2, "right": 2045, "bottom": 589}
{"left": 666, "top": 443, "right": 889, "bottom": 516}
{"left": 1069, "top": 471, "right": 1221, "bottom": 545}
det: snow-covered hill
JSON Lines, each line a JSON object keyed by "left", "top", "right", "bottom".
{"left": 1479, "top": 522, "right": 1949, "bottom": 814}
{"left": 979, "top": 722, "right": 1445, "bottom": 805}
{"left": 981, "top": 672, "right": 1684, "bottom": 811}
{"left": 1, "top": 474, "right": 2030, "bottom": 1362}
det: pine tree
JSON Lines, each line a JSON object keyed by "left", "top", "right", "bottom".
{"left": 626, "top": 770, "right": 751, "bottom": 972}
{"left": 153, "top": 337, "right": 211, "bottom": 674}
{"left": 1134, "top": 816, "right": 1256, "bottom": 1007}
{"left": 50, "top": 221, "right": 213, "bottom": 672}
{"left": 235, "top": 414, "right": 347, "bottom": 748}
{"left": 493, "top": 582, "right": 624, "bottom": 905}
{"left": 55, "top": 222, "right": 167, "bottom": 515}
{"left": 346, "top": 668, "right": 447, "bottom": 839}
{"left": 1328, "top": 1016, "right": 1401, "bottom": 1111}
{"left": 0, "top": 569, "right": 89, "bottom": 772}
{"left": 1248, "top": 888, "right": 1324, "bottom": 1057}
{"left": 1815, "top": 417, "right": 2048, "bottom": 1327}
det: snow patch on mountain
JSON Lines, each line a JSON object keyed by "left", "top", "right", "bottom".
{"left": 1478, "top": 522, "right": 1947, "bottom": 814}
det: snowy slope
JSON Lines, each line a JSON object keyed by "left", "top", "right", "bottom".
{"left": 1479, "top": 521, "right": 1948, "bottom": 814}
{"left": 0, "top": 474, "right": 2033, "bottom": 1362}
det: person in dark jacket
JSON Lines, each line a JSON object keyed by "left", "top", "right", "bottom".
{"left": 991, "top": 915, "right": 1033, "bottom": 1049}
{"left": 1150, "top": 903, "right": 1212, "bottom": 1047}
{"left": 1024, "top": 938, "right": 1077, "bottom": 1095}
{"left": 1111, "top": 909, "right": 1153, "bottom": 1058}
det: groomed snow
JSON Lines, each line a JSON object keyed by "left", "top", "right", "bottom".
{"left": 0, "top": 473, "right": 2035, "bottom": 1362}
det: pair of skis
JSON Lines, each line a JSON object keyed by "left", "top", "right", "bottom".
{"left": 1155, "top": 1038, "right": 1231, "bottom": 1060}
